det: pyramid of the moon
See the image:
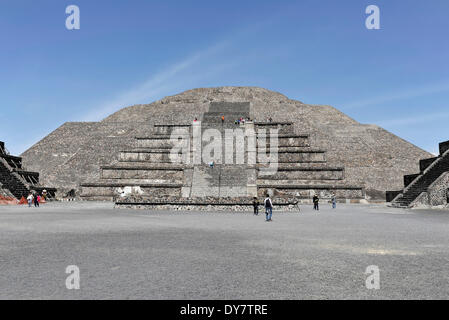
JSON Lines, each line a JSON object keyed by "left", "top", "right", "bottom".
{"left": 21, "top": 87, "right": 431, "bottom": 203}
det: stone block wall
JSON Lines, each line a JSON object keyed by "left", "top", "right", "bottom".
{"left": 101, "top": 167, "right": 183, "bottom": 181}
{"left": 410, "top": 172, "right": 449, "bottom": 207}
{"left": 258, "top": 186, "right": 364, "bottom": 200}
{"left": 440, "top": 141, "right": 449, "bottom": 155}
{"left": 427, "top": 172, "right": 449, "bottom": 206}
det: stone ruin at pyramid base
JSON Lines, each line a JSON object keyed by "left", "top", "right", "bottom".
{"left": 0, "top": 141, "right": 56, "bottom": 202}
{"left": 20, "top": 87, "right": 435, "bottom": 209}
{"left": 388, "top": 140, "right": 449, "bottom": 209}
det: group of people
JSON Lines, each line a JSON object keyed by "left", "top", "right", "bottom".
{"left": 234, "top": 117, "right": 251, "bottom": 125}
{"left": 252, "top": 193, "right": 337, "bottom": 220}
{"left": 26, "top": 192, "right": 42, "bottom": 207}
{"left": 193, "top": 116, "right": 253, "bottom": 125}
{"left": 252, "top": 194, "right": 273, "bottom": 222}
{"left": 312, "top": 194, "right": 337, "bottom": 211}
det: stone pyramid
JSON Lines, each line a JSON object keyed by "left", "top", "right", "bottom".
{"left": 21, "top": 87, "right": 431, "bottom": 205}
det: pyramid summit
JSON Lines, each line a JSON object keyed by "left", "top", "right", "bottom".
{"left": 21, "top": 86, "right": 431, "bottom": 204}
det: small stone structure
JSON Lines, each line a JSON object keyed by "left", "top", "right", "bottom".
{"left": 0, "top": 141, "right": 56, "bottom": 200}
{"left": 389, "top": 140, "right": 449, "bottom": 208}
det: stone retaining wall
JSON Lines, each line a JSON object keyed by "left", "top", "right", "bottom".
{"left": 410, "top": 172, "right": 449, "bottom": 207}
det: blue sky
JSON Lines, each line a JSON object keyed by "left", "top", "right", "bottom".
{"left": 1, "top": 0, "right": 448, "bottom": 155}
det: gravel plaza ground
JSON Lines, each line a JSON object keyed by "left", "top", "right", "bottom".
{"left": 0, "top": 201, "right": 448, "bottom": 300}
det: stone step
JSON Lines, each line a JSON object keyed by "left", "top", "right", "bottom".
{"left": 257, "top": 179, "right": 346, "bottom": 186}
{"left": 120, "top": 148, "right": 327, "bottom": 164}
{"left": 259, "top": 163, "right": 332, "bottom": 169}
{"left": 276, "top": 150, "right": 326, "bottom": 163}
{"left": 119, "top": 150, "right": 187, "bottom": 163}
{"left": 404, "top": 173, "right": 420, "bottom": 187}
{"left": 261, "top": 136, "right": 309, "bottom": 147}
{"left": 12, "top": 168, "right": 40, "bottom": 185}
{"left": 439, "top": 140, "right": 449, "bottom": 155}
{"left": 101, "top": 167, "right": 184, "bottom": 181}
{"left": 0, "top": 153, "right": 22, "bottom": 162}
{"left": 80, "top": 182, "right": 182, "bottom": 199}
{"left": 258, "top": 184, "right": 364, "bottom": 200}
{"left": 0, "top": 154, "right": 23, "bottom": 169}
{"left": 254, "top": 122, "right": 294, "bottom": 135}
{"left": 419, "top": 157, "right": 439, "bottom": 172}
{"left": 152, "top": 124, "right": 191, "bottom": 135}
{"left": 257, "top": 167, "right": 344, "bottom": 180}
{"left": 101, "top": 163, "right": 186, "bottom": 170}
{"left": 0, "top": 158, "right": 30, "bottom": 199}
{"left": 134, "top": 135, "right": 311, "bottom": 148}
{"left": 85, "top": 178, "right": 183, "bottom": 185}
{"left": 257, "top": 146, "right": 314, "bottom": 152}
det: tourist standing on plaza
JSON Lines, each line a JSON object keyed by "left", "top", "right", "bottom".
{"left": 27, "top": 193, "right": 33, "bottom": 207}
{"left": 252, "top": 197, "right": 259, "bottom": 215}
{"left": 331, "top": 194, "right": 337, "bottom": 209}
{"left": 33, "top": 193, "right": 40, "bottom": 207}
{"left": 221, "top": 115, "right": 224, "bottom": 124}
{"left": 264, "top": 194, "right": 273, "bottom": 221}
{"left": 313, "top": 194, "right": 319, "bottom": 211}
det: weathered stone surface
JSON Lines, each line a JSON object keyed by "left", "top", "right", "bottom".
{"left": 21, "top": 87, "right": 431, "bottom": 199}
{"left": 1, "top": 141, "right": 56, "bottom": 199}
{"left": 115, "top": 195, "right": 300, "bottom": 211}
{"left": 0, "top": 182, "right": 14, "bottom": 198}
{"left": 427, "top": 172, "right": 449, "bottom": 206}
{"left": 390, "top": 140, "right": 449, "bottom": 208}
{"left": 409, "top": 172, "right": 449, "bottom": 208}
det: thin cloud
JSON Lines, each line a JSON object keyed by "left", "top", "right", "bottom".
{"left": 345, "top": 81, "right": 449, "bottom": 109}
{"left": 80, "top": 12, "right": 288, "bottom": 122}
{"left": 82, "top": 40, "right": 230, "bottom": 121}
